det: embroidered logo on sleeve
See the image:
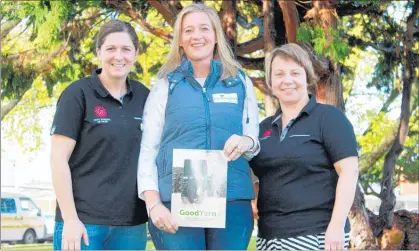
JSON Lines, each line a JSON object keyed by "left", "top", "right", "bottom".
{"left": 212, "top": 93, "right": 238, "bottom": 104}
{"left": 93, "top": 105, "right": 111, "bottom": 124}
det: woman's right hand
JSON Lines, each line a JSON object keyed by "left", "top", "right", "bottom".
{"left": 149, "top": 204, "right": 179, "bottom": 234}
{"left": 62, "top": 219, "right": 89, "bottom": 250}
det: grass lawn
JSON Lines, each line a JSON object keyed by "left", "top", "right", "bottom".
{"left": 1, "top": 243, "right": 53, "bottom": 250}
{"left": 2, "top": 237, "right": 257, "bottom": 250}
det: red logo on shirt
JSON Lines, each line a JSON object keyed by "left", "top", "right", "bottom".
{"left": 94, "top": 105, "right": 107, "bottom": 118}
{"left": 263, "top": 129, "right": 272, "bottom": 137}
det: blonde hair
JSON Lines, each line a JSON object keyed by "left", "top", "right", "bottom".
{"left": 157, "top": 3, "right": 241, "bottom": 80}
{"left": 265, "top": 43, "right": 318, "bottom": 94}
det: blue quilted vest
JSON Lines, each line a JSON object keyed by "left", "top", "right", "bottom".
{"left": 156, "top": 58, "right": 254, "bottom": 202}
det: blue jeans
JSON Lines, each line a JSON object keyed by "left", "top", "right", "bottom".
{"left": 53, "top": 222, "right": 147, "bottom": 250}
{"left": 149, "top": 200, "right": 253, "bottom": 250}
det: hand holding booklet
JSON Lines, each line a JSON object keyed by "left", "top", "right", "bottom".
{"left": 171, "top": 149, "right": 228, "bottom": 228}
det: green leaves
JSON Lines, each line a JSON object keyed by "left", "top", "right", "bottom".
{"left": 297, "top": 23, "right": 349, "bottom": 63}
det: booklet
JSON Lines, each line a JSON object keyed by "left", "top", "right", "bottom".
{"left": 171, "top": 149, "right": 228, "bottom": 228}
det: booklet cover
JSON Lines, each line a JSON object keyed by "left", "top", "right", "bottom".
{"left": 171, "top": 149, "right": 228, "bottom": 228}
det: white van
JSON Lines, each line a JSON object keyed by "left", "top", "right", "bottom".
{"left": 1, "top": 192, "right": 47, "bottom": 244}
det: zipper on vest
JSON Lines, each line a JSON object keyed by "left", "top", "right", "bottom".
{"left": 202, "top": 88, "right": 210, "bottom": 101}
{"left": 185, "top": 75, "right": 212, "bottom": 149}
{"left": 202, "top": 87, "right": 211, "bottom": 148}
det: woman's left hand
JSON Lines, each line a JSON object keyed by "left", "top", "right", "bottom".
{"left": 324, "top": 224, "right": 345, "bottom": 250}
{"left": 223, "top": 134, "right": 253, "bottom": 161}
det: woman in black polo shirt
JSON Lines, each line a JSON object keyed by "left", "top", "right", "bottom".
{"left": 50, "top": 20, "right": 149, "bottom": 250}
{"left": 250, "top": 43, "right": 359, "bottom": 250}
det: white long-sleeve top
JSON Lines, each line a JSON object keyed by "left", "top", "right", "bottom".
{"left": 137, "top": 75, "right": 260, "bottom": 200}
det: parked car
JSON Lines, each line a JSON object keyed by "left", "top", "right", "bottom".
{"left": 42, "top": 213, "right": 55, "bottom": 242}
{"left": 1, "top": 192, "right": 47, "bottom": 244}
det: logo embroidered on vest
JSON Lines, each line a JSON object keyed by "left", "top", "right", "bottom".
{"left": 212, "top": 93, "right": 238, "bottom": 104}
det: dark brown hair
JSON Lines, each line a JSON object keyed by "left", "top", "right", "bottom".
{"left": 96, "top": 20, "right": 139, "bottom": 50}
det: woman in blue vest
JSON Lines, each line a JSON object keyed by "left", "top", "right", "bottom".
{"left": 137, "top": 3, "right": 260, "bottom": 250}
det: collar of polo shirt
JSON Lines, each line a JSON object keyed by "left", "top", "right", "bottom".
{"left": 271, "top": 94, "right": 317, "bottom": 127}
{"left": 89, "top": 68, "right": 134, "bottom": 98}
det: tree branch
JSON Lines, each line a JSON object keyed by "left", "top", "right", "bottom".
{"left": 347, "top": 35, "right": 397, "bottom": 55}
{"left": 35, "top": 32, "right": 72, "bottom": 72}
{"left": 126, "top": 8, "right": 172, "bottom": 41}
{"left": 0, "top": 19, "right": 22, "bottom": 40}
{"left": 106, "top": 0, "right": 172, "bottom": 41}
{"left": 336, "top": 2, "right": 385, "bottom": 16}
{"left": 1, "top": 99, "right": 20, "bottom": 120}
{"left": 236, "top": 36, "right": 264, "bottom": 55}
{"left": 237, "top": 56, "right": 264, "bottom": 71}
{"left": 72, "top": 11, "right": 106, "bottom": 23}
{"left": 360, "top": 178, "right": 381, "bottom": 198}
{"left": 365, "top": 187, "right": 380, "bottom": 198}
{"left": 359, "top": 123, "right": 399, "bottom": 174}
{"left": 3, "top": 23, "right": 30, "bottom": 43}
{"left": 148, "top": 0, "right": 182, "bottom": 26}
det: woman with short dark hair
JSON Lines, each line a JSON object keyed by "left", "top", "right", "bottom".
{"left": 50, "top": 20, "right": 149, "bottom": 250}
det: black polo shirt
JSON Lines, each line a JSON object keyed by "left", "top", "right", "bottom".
{"left": 250, "top": 96, "right": 358, "bottom": 239}
{"left": 51, "top": 69, "right": 149, "bottom": 226}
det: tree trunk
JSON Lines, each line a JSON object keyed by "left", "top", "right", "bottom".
{"left": 277, "top": 0, "right": 299, "bottom": 43}
{"left": 386, "top": 210, "right": 419, "bottom": 250}
{"left": 316, "top": 63, "right": 345, "bottom": 111}
{"left": 310, "top": 0, "right": 345, "bottom": 111}
{"left": 378, "top": 0, "right": 418, "bottom": 231}
{"left": 221, "top": 0, "right": 237, "bottom": 51}
{"left": 349, "top": 185, "right": 380, "bottom": 249}
{"left": 263, "top": 0, "right": 278, "bottom": 116}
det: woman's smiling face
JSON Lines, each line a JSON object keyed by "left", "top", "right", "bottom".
{"left": 271, "top": 56, "right": 308, "bottom": 105}
{"left": 180, "top": 11, "right": 216, "bottom": 64}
